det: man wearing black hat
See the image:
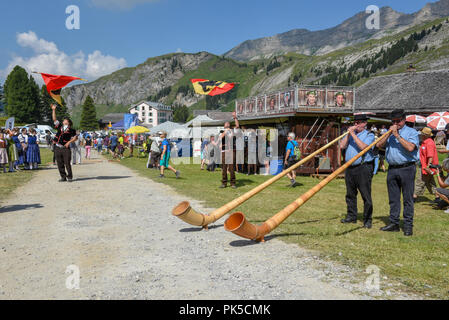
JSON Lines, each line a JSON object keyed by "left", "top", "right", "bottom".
{"left": 376, "top": 109, "right": 419, "bottom": 236}
{"left": 340, "top": 114, "right": 375, "bottom": 228}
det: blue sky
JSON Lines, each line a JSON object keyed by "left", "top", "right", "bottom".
{"left": 0, "top": 0, "right": 438, "bottom": 83}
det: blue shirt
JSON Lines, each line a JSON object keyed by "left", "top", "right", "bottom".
{"left": 386, "top": 125, "right": 420, "bottom": 166}
{"left": 110, "top": 135, "right": 118, "bottom": 146}
{"left": 285, "top": 140, "right": 298, "bottom": 160}
{"left": 162, "top": 139, "right": 171, "bottom": 154}
{"left": 345, "top": 130, "right": 375, "bottom": 166}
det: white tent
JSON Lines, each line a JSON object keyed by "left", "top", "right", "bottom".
{"left": 184, "top": 115, "right": 223, "bottom": 139}
{"left": 149, "top": 121, "right": 187, "bottom": 138}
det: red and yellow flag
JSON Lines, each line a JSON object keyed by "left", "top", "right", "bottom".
{"left": 191, "top": 79, "right": 235, "bottom": 96}
{"left": 35, "top": 72, "right": 86, "bottom": 105}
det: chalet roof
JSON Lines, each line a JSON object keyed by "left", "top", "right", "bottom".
{"left": 99, "top": 113, "right": 126, "bottom": 124}
{"left": 192, "top": 110, "right": 233, "bottom": 121}
{"left": 356, "top": 70, "right": 449, "bottom": 115}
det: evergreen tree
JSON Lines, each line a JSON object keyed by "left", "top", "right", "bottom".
{"left": 79, "top": 96, "right": 98, "bottom": 131}
{"left": 28, "top": 75, "right": 42, "bottom": 123}
{"left": 3, "top": 66, "right": 41, "bottom": 123}
{"left": 0, "top": 84, "right": 4, "bottom": 114}
{"left": 173, "top": 105, "right": 190, "bottom": 123}
{"left": 40, "top": 85, "right": 54, "bottom": 125}
{"left": 39, "top": 85, "right": 70, "bottom": 125}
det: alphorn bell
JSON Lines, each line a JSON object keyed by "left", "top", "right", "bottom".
{"left": 224, "top": 130, "right": 392, "bottom": 242}
{"left": 172, "top": 130, "right": 349, "bottom": 229}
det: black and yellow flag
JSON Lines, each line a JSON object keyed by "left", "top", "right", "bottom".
{"left": 191, "top": 79, "right": 235, "bottom": 96}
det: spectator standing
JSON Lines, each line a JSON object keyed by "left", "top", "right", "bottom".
{"left": 414, "top": 127, "right": 439, "bottom": 203}
{"left": 284, "top": 132, "right": 299, "bottom": 187}
{"left": 159, "top": 132, "right": 180, "bottom": 179}
{"left": 109, "top": 133, "right": 118, "bottom": 159}
{"left": 85, "top": 135, "right": 93, "bottom": 159}
{"left": 71, "top": 131, "right": 82, "bottom": 165}
{"left": 26, "top": 129, "right": 41, "bottom": 170}
{"left": 247, "top": 128, "right": 258, "bottom": 175}
{"left": 18, "top": 128, "right": 29, "bottom": 170}
{"left": 218, "top": 112, "right": 240, "bottom": 189}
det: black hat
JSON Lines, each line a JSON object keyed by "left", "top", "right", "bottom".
{"left": 354, "top": 114, "right": 369, "bottom": 121}
{"left": 391, "top": 109, "right": 405, "bottom": 119}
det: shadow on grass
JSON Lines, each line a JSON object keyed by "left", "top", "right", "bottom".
{"left": 0, "top": 203, "right": 44, "bottom": 213}
{"left": 335, "top": 227, "right": 363, "bottom": 236}
{"left": 229, "top": 232, "right": 307, "bottom": 247}
{"left": 374, "top": 215, "right": 392, "bottom": 225}
{"left": 235, "top": 179, "right": 258, "bottom": 187}
{"left": 179, "top": 224, "right": 224, "bottom": 233}
{"left": 75, "top": 176, "right": 132, "bottom": 182}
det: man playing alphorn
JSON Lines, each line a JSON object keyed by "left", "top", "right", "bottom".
{"left": 376, "top": 109, "right": 419, "bottom": 236}
{"left": 340, "top": 114, "right": 375, "bottom": 228}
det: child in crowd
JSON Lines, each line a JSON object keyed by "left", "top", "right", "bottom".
{"left": 26, "top": 129, "right": 41, "bottom": 170}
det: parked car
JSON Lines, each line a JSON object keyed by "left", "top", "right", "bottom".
{"left": 21, "top": 124, "right": 56, "bottom": 145}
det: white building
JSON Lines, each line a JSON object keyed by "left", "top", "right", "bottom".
{"left": 129, "top": 101, "right": 173, "bottom": 127}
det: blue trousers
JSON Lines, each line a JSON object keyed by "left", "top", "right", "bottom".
{"left": 387, "top": 164, "right": 416, "bottom": 229}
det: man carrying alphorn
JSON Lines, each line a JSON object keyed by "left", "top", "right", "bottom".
{"left": 340, "top": 114, "right": 375, "bottom": 228}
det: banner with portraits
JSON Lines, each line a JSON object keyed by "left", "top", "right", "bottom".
{"left": 298, "top": 88, "right": 326, "bottom": 108}
{"left": 326, "top": 90, "right": 354, "bottom": 109}
{"left": 280, "top": 88, "right": 295, "bottom": 111}
{"left": 235, "top": 86, "right": 354, "bottom": 117}
{"left": 266, "top": 93, "right": 279, "bottom": 114}
{"left": 246, "top": 98, "right": 256, "bottom": 115}
{"left": 236, "top": 100, "right": 245, "bottom": 116}
{"left": 256, "top": 95, "right": 265, "bottom": 113}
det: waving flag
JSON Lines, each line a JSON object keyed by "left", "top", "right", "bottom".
{"left": 191, "top": 79, "right": 235, "bottom": 96}
{"left": 34, "top": 72, "right": 87, "bottom": 105}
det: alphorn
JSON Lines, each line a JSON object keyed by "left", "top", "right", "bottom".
{"left": 224, "top": 130, "right": 392, "bottom": 242}
{"left": 172, "top": 130, "right": 349, "bottom": 229}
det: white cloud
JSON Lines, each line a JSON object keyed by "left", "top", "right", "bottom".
{"left": 90, "top": 0, "right": 159, "bottom": 10}
{"left": 2, "top": 31, "right": 127, "bottom": 83}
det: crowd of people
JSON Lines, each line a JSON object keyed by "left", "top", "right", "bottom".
{"left": 0, "top": 127, "right": 42, "bottom": 173}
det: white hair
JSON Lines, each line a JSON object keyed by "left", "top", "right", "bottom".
{"left": 288, "top": 132, "right": 296, "bottom": 139}
{"left": 443, "top": 158, "right": 449, "bottom": 171}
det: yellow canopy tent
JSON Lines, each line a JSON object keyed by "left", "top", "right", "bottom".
{"left": 125, "top": 126, "right": 150, "bottom": 134}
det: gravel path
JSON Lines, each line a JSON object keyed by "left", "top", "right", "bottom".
{"left": 0, "top": 151, "right": 414, "bottom": 300}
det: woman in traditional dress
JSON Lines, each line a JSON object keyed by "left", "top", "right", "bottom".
{"left": 0, "top": 130, "right": 8, "bottom": 173}
{"left": 5, "top": 129, "right": 17, "bottom": 172}
{"left": 12, "top": 129, "right": 24, "bottom": 170}
{"left": 26, "top": 129, "right": 41, "bottom": 170}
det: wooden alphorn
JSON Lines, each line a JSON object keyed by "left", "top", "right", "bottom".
{"left": 224, "top": 130, "right": 392, "bottom": 242}
{"left": 172, "top": 130, "right": 349, "bottom": 229}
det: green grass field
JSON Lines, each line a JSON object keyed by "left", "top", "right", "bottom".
{"left": 0, "top": 147, "right": 53, "bottom": 204}
{"left": 110, "top": 150, "right": 449, "bottom": 299}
